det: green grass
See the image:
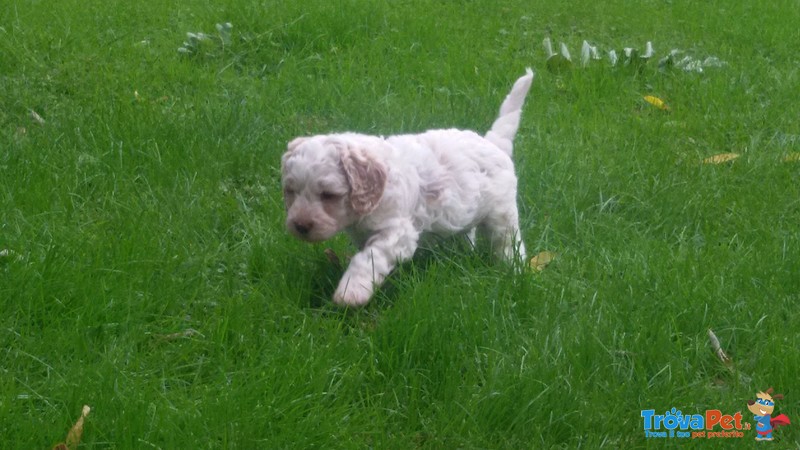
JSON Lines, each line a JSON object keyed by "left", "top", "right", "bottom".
{"left": 2, "top": 0, "right": 800, "bottom": 448}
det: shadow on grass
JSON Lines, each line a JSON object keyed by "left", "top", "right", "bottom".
{"left": 300, "top": 233, "right": 498, "bottom": 317}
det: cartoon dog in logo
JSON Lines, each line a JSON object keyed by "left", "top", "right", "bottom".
{"left": 747, "top": 388, "right": 791, "bottom": 441}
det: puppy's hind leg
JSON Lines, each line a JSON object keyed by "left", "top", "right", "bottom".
{"left": 484, "top": 206, "right": 527, "bottom": 264}
{"left": 465, "top": 228, "right": 477, "bottom": 248}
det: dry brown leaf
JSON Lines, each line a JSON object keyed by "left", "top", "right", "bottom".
{"left": 0, "top": 248, "right": 24, "bottom": 263}
{"left": 783, "top": 152, "right": 800, "bottom": 163}
{"left": 530, "top": 251, "right": 557, "bottom": 272}
{"left": 707, "top": 329, "right": 733, "bottom": 368}
{"left": 29, "top": 109, "right": 46, "bottom": 124}
{"left": 156, "top": 328, "right": 203, "bottom": 341}
{"left": 66, "top": 405, "right": 91, "bottom": 449}
{"left": 52, "top": 405, "right": 90, "bottom": 450}
{"left": 702, "top": 153, "right": 739, "bottom": 164}
{"left": 324, "top": 248, "right": 342, "bottom": 269}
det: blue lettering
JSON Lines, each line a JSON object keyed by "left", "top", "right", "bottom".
{"left": 645, "top": 430, "right": 668, "bottom": 438}
{"left": 641, "top": 410, "right": 655, "bottom": 430}
{"left": 664, "top": 409, "right": 680, "bottom": 430}
{"left": 688, "top": 414, "right": 704, "bottom": 429}
{"left": 643, "top": 408, "right": 707, "bottom": 432}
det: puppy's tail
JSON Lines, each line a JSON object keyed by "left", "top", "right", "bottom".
{"left": 485, "top": 68, "right": 534, "bottom": 155}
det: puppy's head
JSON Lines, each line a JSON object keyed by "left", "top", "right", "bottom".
{"left": 281, "top": 135, "right": 387, "bottom": 242}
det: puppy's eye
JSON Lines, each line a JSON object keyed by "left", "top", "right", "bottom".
{"left": 320, "top": 191, "right": 341, "bottom": 201}
{"left": 283, "top": 188, "right": 295, "bottom": 197}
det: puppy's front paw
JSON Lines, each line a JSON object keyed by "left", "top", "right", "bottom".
{"left": 333, "top": 275, "right": 374, "bottom": 307}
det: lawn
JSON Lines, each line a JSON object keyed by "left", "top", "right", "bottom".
{"left": 2, "top": 0, "right": 799, "bottom": 448}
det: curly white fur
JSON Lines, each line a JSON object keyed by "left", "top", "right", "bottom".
{"left": 282, "top": 69, "right": 534, "bottom": 306}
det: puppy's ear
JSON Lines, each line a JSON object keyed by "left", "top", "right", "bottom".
{"left": 340, "top": 144, "right": 387, "bottom": 215}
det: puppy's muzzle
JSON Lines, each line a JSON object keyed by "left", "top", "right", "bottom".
{"left": 288, "top": 217, "right": 329, "bottom": 242}
{"left": 292, "top": 219, "right": 313, "bottom": 236}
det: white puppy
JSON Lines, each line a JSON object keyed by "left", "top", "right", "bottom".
{"left": 282, "top": 69, "right": 534, "bottom": 306}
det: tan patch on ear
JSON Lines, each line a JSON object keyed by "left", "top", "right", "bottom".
{"left": 341, "top": 145, "right": 386, "bottom": 215}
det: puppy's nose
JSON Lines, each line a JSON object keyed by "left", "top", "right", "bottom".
{"left": 293, "top": 220, "right": 313, "bottom": 235}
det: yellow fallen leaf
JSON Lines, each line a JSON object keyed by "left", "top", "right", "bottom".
{"left": 783, "top": 152, "right": 800, "bottom": 162}
{"left": 643, "top": 95, "right": 669, "bottom": 111}
{"left": 702, "top": 153, "right": 740, "bottom": 164}
{"left": 53, "top": 405, "right": 90, "bottom": 450}
{"left": 530, "top": 251, "right": 557, "bottom": 272}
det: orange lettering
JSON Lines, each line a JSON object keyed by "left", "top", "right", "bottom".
{"left": 705, "top": 410, "right": 721, "bottom": 429}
